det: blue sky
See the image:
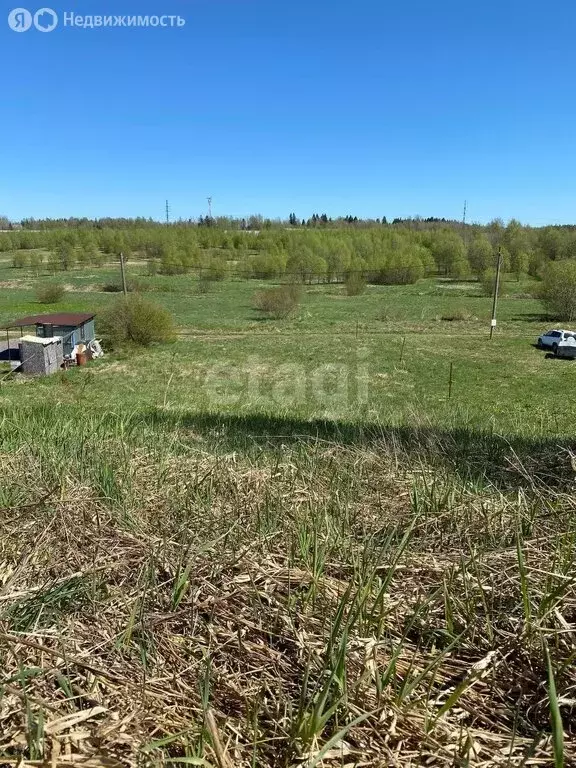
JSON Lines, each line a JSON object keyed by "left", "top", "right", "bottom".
{"left": 2, "top": 0, "right": 576, "bottom": 224}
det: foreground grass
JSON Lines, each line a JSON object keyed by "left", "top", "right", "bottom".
{"left": 0, "top": 408, "right": 575, "bottom": 766}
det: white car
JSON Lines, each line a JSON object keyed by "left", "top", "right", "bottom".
{"left": 537, "top": 329, "right": 576, "bottom": 354}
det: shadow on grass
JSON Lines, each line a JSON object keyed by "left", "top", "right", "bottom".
{"left": 511, "top": 313, "right": 558, "bottom": 323}
{"left": 137, "top": 408, "right": 575, "bottom": 491}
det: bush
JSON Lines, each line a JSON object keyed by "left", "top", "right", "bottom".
{"left": 101, "top": 280, "right": 146, "bottom": 294}
{"left": 197, "top": 274, "right": 216, "bottom": 294}
{"left": 98, "top": 295, "right": 176, "bottom": 348}
{"left": 36, "top": 282, "right": 65, "bottom": 304}
{"left": 253, "top": 284, "right": 302, "bottom": 319}
{"left": 344, "top": 272, "right": 367, "bottom": 296}
{"left": 440, "top": 308, "right": 473, "bottom": 322}
{"left": 539, "top": 260, "right": 576, "bottom": 321}
{"left": 12, "top": 251, "right": 29, "bottom": 269}
{"left": 480, "top": 269, "right": 509, "bottom": 298}
{"left": 203, "top": 258, "right": 228, "bottom": 281}
{"left": 29, "top": 251, "right": 44, "bottom": 270}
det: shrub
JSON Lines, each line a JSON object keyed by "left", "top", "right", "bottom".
{"left": 36, "top": 282, "right": 65, "bottom": 304}
{"left": 12, "top": 251, "right": 29, "bottom": 269}
{"left": 29, "top": 251, "right": 44, "bottom": 270}
{"left": 440, "top": 308, "right": 473, "bottom": 322}
{"left": 204, "top": 258, "right": 228, "bottom": 281}
{"left": 251, "top": 252, "right": 286, "bottom": 280}
{"left": 539, "top": 260, "right": 576, "bottom": 321}
{"left": 159, "top": 261, "right": 188, "bottom": 276}
{"left": 98, "top": 295, "right": 176, "bottom": 348}
{"left": 344, "top": 272, "right": 367, "bottom": 296}
{"left": 480, "top": 269, "right": 509, "bottom": 298}
{"left": 101, "top": 280, "right": 146, "bottom": 294}
{"left": 253, "top": 284, "right": 302, "bottom": 319}
{"left": 197, "top": 274, "right": 216, "bottom": 294}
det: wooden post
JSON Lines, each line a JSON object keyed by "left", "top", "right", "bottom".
{"left": 399, "top": 336, "right": 406, "bottom": 365}
{"left": 119, "top": 251, "right": 128, "bottom": 296}
{"left": 490, "top": 246, "right": 502, "bottom": 339}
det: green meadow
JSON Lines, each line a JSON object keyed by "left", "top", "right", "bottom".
{"left": 1, "top": 250, "right": 575, "bottom": 766}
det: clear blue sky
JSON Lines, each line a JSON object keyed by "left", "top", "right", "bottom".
{"left": 2, "top": 0, "right": 576, "bottom": 225}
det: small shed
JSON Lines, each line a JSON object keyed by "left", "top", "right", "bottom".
{"left": 19, "top": 335, "right": 64, "bottom": 376}
{"left": 2, "top": 312, "right": 96, "bottom": 358}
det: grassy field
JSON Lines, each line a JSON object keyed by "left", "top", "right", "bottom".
{"left": 0, "top": 253, "right": 575, "bottom": 766}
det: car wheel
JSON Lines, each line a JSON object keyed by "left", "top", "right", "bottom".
{"left": 552, "top": 343, "right": 558, "bottom": 355}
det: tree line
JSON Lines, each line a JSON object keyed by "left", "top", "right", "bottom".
{"left": 3, "top": 218, "right": 576, "bottom": 287}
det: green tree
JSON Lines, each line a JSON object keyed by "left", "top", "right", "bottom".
{"left": 558, "top": 234, "right": 576, "bottom": 261}
{"left": 160, "top": 244, "right": 186, "bottom": 275}
{"left": 430, "top": 232, "right": 469, "bottom": 277}
{"left": 58, "top": 242, "right": 76, "bottom": 271}
{"left": 539, "top": 260, "right": 576, "bottom": 321}
{"left": 486, "top": 218, "right": 505, "bottom": 247}
{"left": 537, "top": 227, "right": 564, "bottom": 262}
{"left": 29, "top": 251, "right": 44, "bottom": 271}
{"left": 503, "top": 220, "right": 530, "bottom": 280}
{"left": 480, "top": 268, "right": 508, "bottom": 298}
{"left": 0, "top": 235, "right": 13, "bottom": 252}
{"left": 286, "top": 247, "right": 327, "bottom": 283}
{"left": 252, "top": 251, "right": 286, "bottom": 279}
{"left": 324, "top": 242, "right": 351, "bottom": 283}
{"left": 468, "top": 235, "right": 494, "bottom": 277}
{"left": 374, "top": 250, "right": 424, "bottom": 285}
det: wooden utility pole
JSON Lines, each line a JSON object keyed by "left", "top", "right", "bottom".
{"left": 490, "top": 246, "right": 502, "bottom": 339}
{"left": 120, "top": 251, "right": 128, "bottom": 296}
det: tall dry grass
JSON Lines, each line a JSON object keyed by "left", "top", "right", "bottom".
{"left": 0, "top": 408, "right": 575, "bottom": 766}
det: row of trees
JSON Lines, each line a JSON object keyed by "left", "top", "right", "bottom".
{"left": 5, "top": 219, "right": 576, "bottom": 286}
{"left": 12, "top": 213, "right": 438, "bottom": 231}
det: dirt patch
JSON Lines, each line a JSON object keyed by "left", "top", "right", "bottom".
{"left": 0, "top": 280, "right": 32, "bottom": 289}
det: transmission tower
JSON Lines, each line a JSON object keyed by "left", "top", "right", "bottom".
{"left": 165, "top": 200, "right": 170, "bottom": 225}
{"left": 207, "top": 197, "right": 213, "bottom": 219}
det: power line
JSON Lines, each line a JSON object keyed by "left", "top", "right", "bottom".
{"left": 462, "top": 199, "right": 468, "bottom": 246}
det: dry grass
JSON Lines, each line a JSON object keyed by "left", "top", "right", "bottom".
{"left": 0, "top": 427, "right": 575, "bottom": 766}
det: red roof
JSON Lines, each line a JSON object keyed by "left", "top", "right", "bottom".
{"left": 1, "top": 312, "right": 95, "bottom": 329}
